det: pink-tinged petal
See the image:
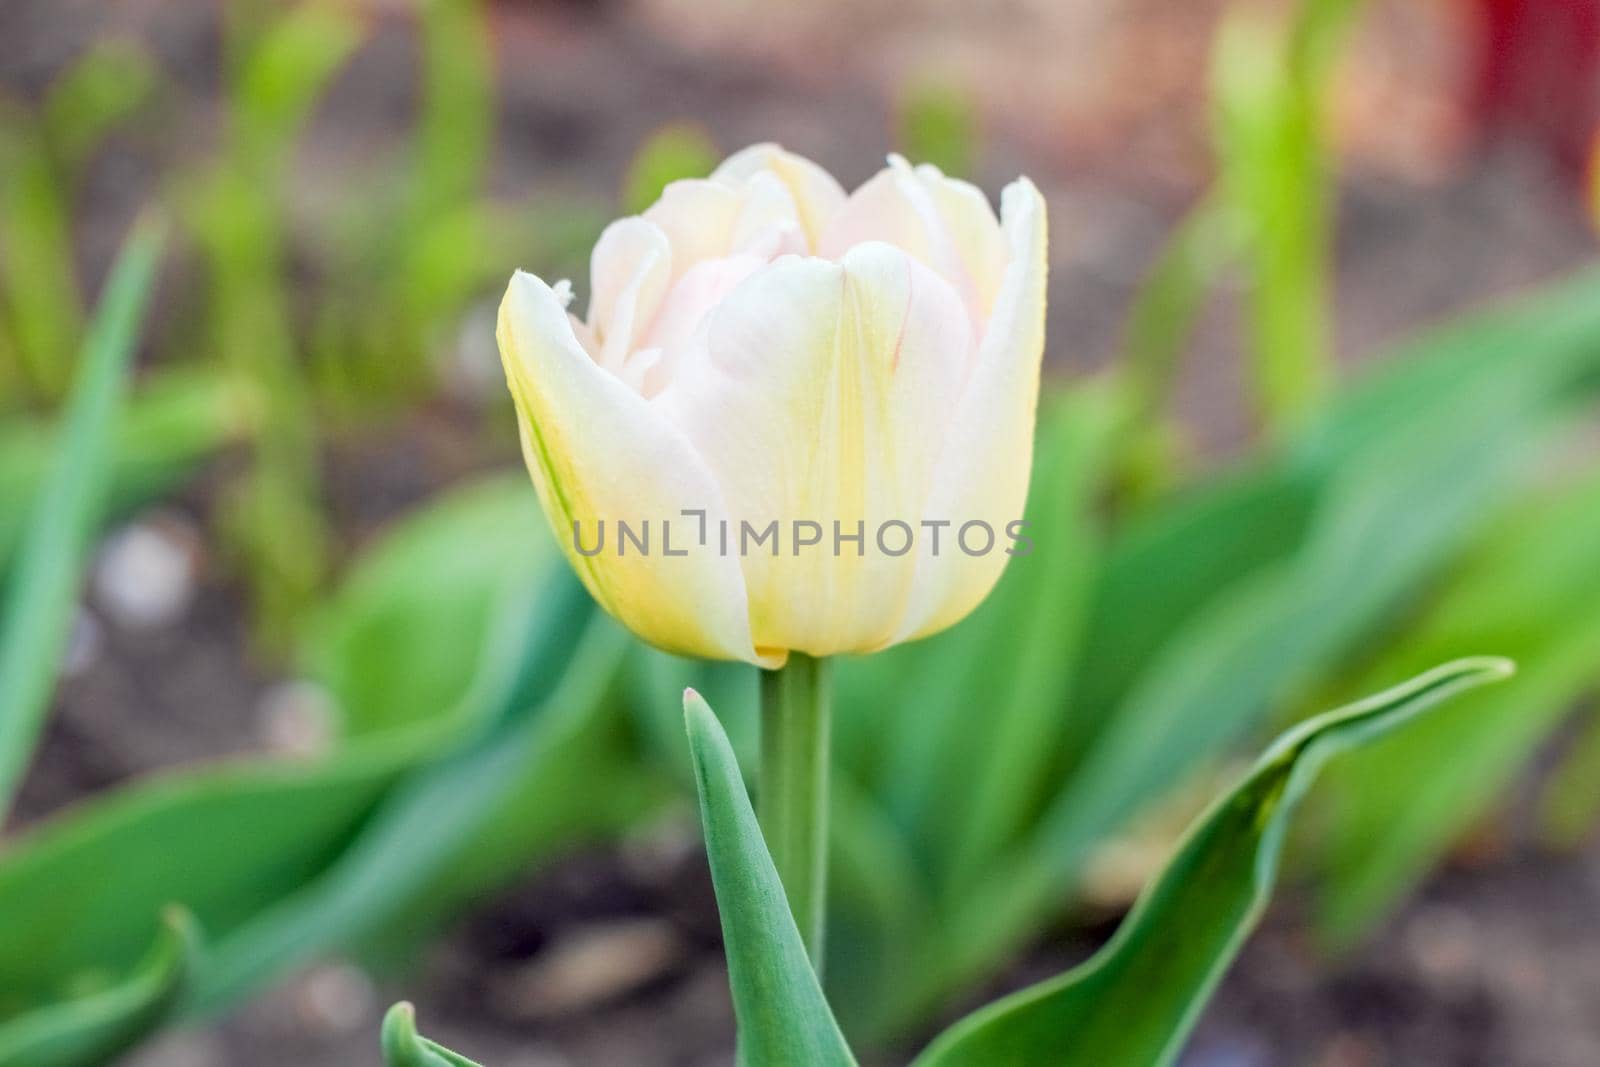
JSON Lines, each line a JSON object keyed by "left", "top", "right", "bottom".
{"left": 588, "top": 217, "right": 672, "bottom": 374}
{"left": 892, "top": 177, "right": 1048, "bottom": 643}
{"left": 498, "top": 270, "right": 775, "bottom": 666}
{"left": 644, "top": 179, "right": 742, "bottom": 278}
{"left": 712, "top": 143, "right": 848, "bottom": 250}
{"left": 655, "top": 243, "right": 974, "bottom": 657}
{"left": 638, "top": 253, "right": 769, "bottom": 395}
{"left": 728, "top": 171, "right": 809, "bottom": 259}
{"left": 818, "top": 158, "right": 1009, "bottom": 325}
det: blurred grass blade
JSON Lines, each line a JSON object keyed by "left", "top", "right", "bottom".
{"left": 43, "top": 39, "right": 159, "bottom": 173}
{"left": 413, "top": 0, "right": 492, "bottom": 217}
{"left": 381, "top": 1003, "right": 482, "bottom": 1067}
{"left": 1212, "top": 0, "right": 1364, "bottom": 432}
{"left": 684, "top": 690, "right": 856, "bottom": 1067}
{"left": 231, "top": 0, "right": 364, "bottom": 166}
{"left": 0, "top": 907, "right": 197, "bottom": 1067}
{"left": 0, "top": 369, "right": 248, "bottom": 576}
{"left": 913, "top": 658, "right": 1511, "bottom": 1067}
{"left": 0, "top": 216, "right": 164, "bottom": 815}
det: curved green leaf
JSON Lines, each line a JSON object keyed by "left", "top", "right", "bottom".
{"left": 381, "top": 1002, "right": 482, "bottom": 1067}
{"left": 684, "top": 689, "right": 856, "bottom": 1067}
{"left": 914, "top": 657, "right": 1511, "bottom": 1067}
{"left": 0, "top": 907, "right": 198, "bottom": 1067}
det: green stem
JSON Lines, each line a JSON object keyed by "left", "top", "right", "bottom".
{"left": 758, "top": 652, "right": 831, "bottom": 969}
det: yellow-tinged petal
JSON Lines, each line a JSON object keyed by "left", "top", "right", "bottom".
{"left": 498, "top": 270, "right": 775, "bottom": 666}
{"left": 893, "top": 177, "right": 1048, "bottom": 643}
{"left": 656, "top": 243, "right": 974, "bottom": 657}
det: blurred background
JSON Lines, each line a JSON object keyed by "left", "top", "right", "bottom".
{"left": 2, "top": 0, "right": 1599, "bottom": 1064}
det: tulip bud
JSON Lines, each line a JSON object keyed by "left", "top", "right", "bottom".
{"left": 498, "top": 144, "right": 1047, "bottom": 666}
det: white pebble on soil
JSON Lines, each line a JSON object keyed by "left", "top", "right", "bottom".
{"left": 295, "top": 961, "right": 377, "bottom": 1033}
{"left": 441, "top": 300, "right": 503, "bottom": 405}
{"left": 93, "top": 512, "right": 200, "bottom": 629}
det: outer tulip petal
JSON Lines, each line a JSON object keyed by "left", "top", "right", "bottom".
{"left": 498, "top": 270, "right": 774, "bottom": 666}
{"left": 892, "top": 177, "right": 1048, "bottom": 643}
{"left": 712, "top": 143, "right": 847, "bottom": 251}
{"left": 656, "top": 243, "right": 973, "bottom": 657}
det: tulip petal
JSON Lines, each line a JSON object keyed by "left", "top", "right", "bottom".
{"left": 819, "top": 158, "right": 1010, "bottom": 326}
{"left": 588, "top": 217, "right": 672, "bottom": 375}
{"left": 712, "top": 143, "right": 847, "bottom": 251}
{"left": 498, "top": 270, "right": 773, "bottom": 666}
{"left": 645, "top": 180, "right": 742, "bottom": 276}
{"left": 639, "top": 253, "right": 768, "bottom": 395}
{"left": 643, "top": 174, "right": 806, "bottom": 282}
{"left": 657, "top": 243, "right": 974, "bottom": 657}
{"left": 893, "top": 177, "right": 1048, "bottom": 643}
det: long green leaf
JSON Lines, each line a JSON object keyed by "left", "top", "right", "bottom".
{"left": 684, "top": 689, "right": 856, "bottom": 1067}
{"left": 0, "top": 907, "right": 197, "bottom": 1067}
{"left": 0, "top": 479, "right": 562, "bottom": 1023}
{"left": 914, "top": 657, "right": 1511, "bottom": 1067}
{"left": 0, "top": 215, "right": 164, "bottom": 815}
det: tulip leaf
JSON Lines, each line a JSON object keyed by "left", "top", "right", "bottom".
{"left": 193, "top": 589, "right": 657, "bottom": 1013}
{"left": 0, "top": 479, "right": 656, "bottom": 1048}
{"left": 684, "top": 689, "right": 857, "bottom": 1067}
{"left": 0, "top": 907, "right": 198, "bottom": 1067}
{"left": 1313, "top": 471, "right": 1600, "bottom": 943}
{"left": 0, "top": 215, "right": 164, "bottom": 816}
{"left": 380, "top": 1003, "right": 483, "bottom": 1067}
{"left": 912, "top": 657, "right": 1511, "bottom": 1067}
{"left": 301, "top": 474, "right": 549, "bottom": 738}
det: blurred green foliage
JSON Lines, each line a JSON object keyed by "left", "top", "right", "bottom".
{"left": 624, "top": 123, "right": 720, "bottom": 214}
{"left": 896, "top": 79, "right": 979, "bottom": 179}
{"left": 1212, "top": 0, "right": 1363, "bottom": 435}
{"left": 1, "top": 0, "right": 1599, "bottom": 1063}
{"left": 0, "top": 41, "right": 157, "bottom": 407}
